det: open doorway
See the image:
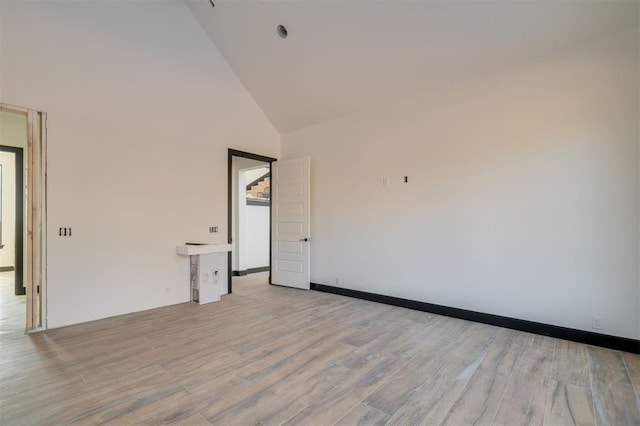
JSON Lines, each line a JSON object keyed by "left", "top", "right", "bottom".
{"left": 227, "top": 149, "right": 276, "bottom": 294}
{"left": 0, "top": 105, "right": 48, "bottom": 333}
{"left": 0, "top": 112, "right": 26, "bottom": 334}
{"left": 0, "top": 146, "right": 24, "bottom": 296}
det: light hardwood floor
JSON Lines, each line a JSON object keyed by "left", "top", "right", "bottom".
{"left": 1, "top": 272, "right": 639, "bottom": 425}
{"left": 0, "top": 271, "right": 25, "bottom": 335}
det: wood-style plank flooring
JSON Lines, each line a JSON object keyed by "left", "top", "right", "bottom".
{"left": 0, "top": 271, "right": 25, "bottom": 334}
{"left": 1, "top": 272, "right": 639, "bottom": 425}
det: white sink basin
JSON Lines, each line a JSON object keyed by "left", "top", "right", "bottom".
{"left": 177, "top": 243, "right": 232, "bottom": 256}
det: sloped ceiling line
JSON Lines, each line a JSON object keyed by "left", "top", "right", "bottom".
{"left": 186, "top": 0, "right": 639, "bottom": 134}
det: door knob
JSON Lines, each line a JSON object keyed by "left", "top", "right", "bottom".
{"left": 299, "top": 238, "right": 309, "bottom": 242}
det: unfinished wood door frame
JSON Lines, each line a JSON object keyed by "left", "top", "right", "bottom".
{"left": 0, "top": 103, "right": 48, "bottom": 332}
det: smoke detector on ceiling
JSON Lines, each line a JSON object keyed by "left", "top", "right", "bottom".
{"left": 277, "top": 25, "right": 288, "bottom": 39}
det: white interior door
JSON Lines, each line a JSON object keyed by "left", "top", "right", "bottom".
{"left": 271, "top": 157, "right": 310, "bottom": 289}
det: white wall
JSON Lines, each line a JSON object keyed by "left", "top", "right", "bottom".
{"left": 0, "top": 111, "right": 26, "bottom": 149}
{"left": 245, "top": 167, "right": 269, "bottom": 186}
{"left": 282, "top": 29, "right": 639, "bottom": 340}
{"left": 0, "top": 151, "right": 16, "bottom": 268}
{"left": 246, "top": 204, "right": 269, "bottom": 269}
{"left": 236, "top": 168, "right": 248, "bottom": 272}
{"left": 0, "top": 1, "right": 3, "bottom": 102}
{"left": 0, "top": 0, "right": 279, "bottom": 328}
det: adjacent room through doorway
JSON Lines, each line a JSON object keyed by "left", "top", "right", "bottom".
{"left": 0, "top": 111, "right": 26, "bottom": 333}
{"left": 227, "top": 149, "right": 276, "bottom": 294}
{"left": 232, "top": 157, "right": 270, "bottom": 276}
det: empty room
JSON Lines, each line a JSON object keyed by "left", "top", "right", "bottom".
{"left": 1, "top": 0, "right": 639, "bottom": 424}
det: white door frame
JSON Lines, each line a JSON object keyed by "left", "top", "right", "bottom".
{"left": 0, "top": 103, "right": 48, "bottom": 332}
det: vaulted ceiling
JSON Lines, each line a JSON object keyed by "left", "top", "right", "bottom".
{"left": 186, "top": 0, "right": 639, "bottom": 134}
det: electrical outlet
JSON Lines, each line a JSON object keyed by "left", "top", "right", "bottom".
{"left": 592, "top": 316, "right": 603, "bottom": 330}
{"left": 58, "top": 227, "right": 72, "bottom": 237}
{"left": 209, "top": 226, "right": 218, "bottom": 233}
{"left": 382, "top": 177, "right": 389, "bottom": 187}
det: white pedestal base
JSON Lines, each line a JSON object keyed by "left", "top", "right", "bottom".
{"left": 177, "top": 244, "right": 230, "bottom": 305}
{"left": 191, "top": 252, "right": 227, "bottom": 304}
